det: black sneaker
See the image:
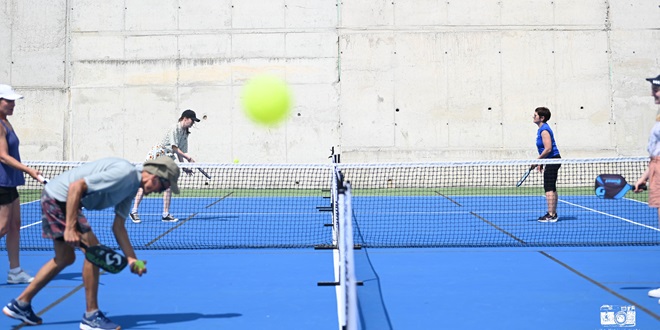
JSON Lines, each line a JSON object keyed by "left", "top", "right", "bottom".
{"left": 129, "top": 212, "right": 141, "bottom": 224}
{"left": 538, "top": 213, "right": 558, "bottom": 223}
{"left": 161, "top": 214, "right": 178, "bottom": 223}
{"left": 3, "top": 299, "right": 42, "bottom": 325}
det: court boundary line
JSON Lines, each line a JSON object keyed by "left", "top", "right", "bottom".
{"left": 540, "top": 251, "right": 660, "bottom": 322}
{"left": 560, "top": 200, "right": 660, "bottom": 232}
{"left": 435, "top": 190, "right": 528, "bottom": 245}
{"left": 145, "top": 192, "right": 233, "bottom": 247}
{"left": 468, "top": 212, "right": 527, "bottom": 244}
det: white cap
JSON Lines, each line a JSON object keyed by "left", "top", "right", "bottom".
{"left": 0, "top": 85, "right": 23, "bottom": 100}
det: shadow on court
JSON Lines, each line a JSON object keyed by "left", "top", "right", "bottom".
{"left": 30, "top": 312, "right": 242, "bottom": 329}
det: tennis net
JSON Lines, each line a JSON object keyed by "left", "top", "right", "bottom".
{"left": 6, "top": 157, "right": 660, "bottom": 250}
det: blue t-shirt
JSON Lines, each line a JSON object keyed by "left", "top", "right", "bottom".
{"left": 0, "top": 121, "right": 25, "bottom": 187}
{"left": 44, "top": 157, "right": 142, "bottom": 219}
{"left": 536, "top": 123, "right": 560, "bottom": 158}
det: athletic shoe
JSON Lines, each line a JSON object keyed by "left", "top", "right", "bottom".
{"left": 2, "top": 299, "right": 42, "bottom": 325}
{"left": 649, "top": 288, "right": 660, "bottom": 298}
{"left": 7, "top": 270, "right": 33, "bottom": 284}
{"left": 129, "top": 212, "right": 141, "bottom": 224}
{"left": 161, "top": 214, "right": 178, "bottom": 222}
{"left": 80, "top": 310, "right": 120, "bottom": 330}
{"left": 537, "top": 213, "right": 558, "bottom": 223}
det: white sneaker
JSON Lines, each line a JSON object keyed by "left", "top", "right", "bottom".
{"left": 649, "top": 288, "right": 660, "bottom": 298}
{"left": 7, "top": 269, "right": 34, "bottom": 284}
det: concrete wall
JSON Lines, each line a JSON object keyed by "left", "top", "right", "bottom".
{"left": 1, "top": 0, "right": 659, "bottom": 163}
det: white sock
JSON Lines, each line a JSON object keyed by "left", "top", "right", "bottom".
{"left": 9, "top": 267, "right": 21, "bottom": 274}
{"left": 15, "top": 299, "right": 29, "bottom": 308}
{"left": 131, "top": 208, "right": 138, "bottom": 214}
{"left": 162, "top": 212, "right": 170, "bottom": 217}
{"left": 85, "top": 309, "right": 99, "bottom": 318}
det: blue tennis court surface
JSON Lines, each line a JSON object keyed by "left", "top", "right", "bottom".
{"left": 2, "top": 192, "right": 660, "bottom": 329}
{"left": 2, "top": 247, "right": 659, "bottom": 329}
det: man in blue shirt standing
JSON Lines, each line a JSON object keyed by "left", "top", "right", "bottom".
{"left": 3, "top": 157, "right": 180, "bottom": 330}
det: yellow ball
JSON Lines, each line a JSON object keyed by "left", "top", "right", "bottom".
{"left": 133, "top": 260, "right": 145, "bottom": 271}
{"left": 241, "top": 75, "right": 292, "bottom": 126}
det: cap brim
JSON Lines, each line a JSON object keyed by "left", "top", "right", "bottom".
{"left": 647, "top": 77, "right": 660, "bottom": 86}
{"left": 192, "top": 118, "right": 200, "bottom": 122}
{"left": 1, "top": 94, "right": 23, "bottom": 100}
{"left": 170, "top": 181, "right": 180, "bottom": 194}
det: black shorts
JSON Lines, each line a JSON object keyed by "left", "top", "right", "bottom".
{"left": 0, "top": 187, "right": 19, "bottom": 205}
{"left": 543, "top": 156, "right": 561, "bottom": 192}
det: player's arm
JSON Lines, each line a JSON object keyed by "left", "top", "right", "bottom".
{"left": 64, "top": 178, "right": 87, "bottom": 246}
{"left": 112, "top": 214, "right": 146, "bottom": 276}
{"left": 172, "top": 145, "right": 194, "bottom": 163}
{"left": 538, "top": 130, "right": 553, "bottom": 159}
{"left": 171, "top": 145, "right": 194, "bottom": 175}
{"left": 0, "top": 124, "right": 42, "bottom": 181}
{"left": 535, "top": 130, "right": 553, "bottom": 171}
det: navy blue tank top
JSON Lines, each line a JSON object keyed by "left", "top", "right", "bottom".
{"left": 0, "top": 120, "right": 25, "bottom": 187}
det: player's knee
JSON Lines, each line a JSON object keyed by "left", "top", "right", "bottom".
{"left": 54, "top": 251, "right": 76, "bottom": 267}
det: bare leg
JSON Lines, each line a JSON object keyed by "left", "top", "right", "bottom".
{"left": 81, "top": 233, "right": 100, "bottom": 312}
{"left": 6, "top": 200, "right": 21, "bottom": 269}
{"left": 163, "top": 188, "right": 172, "bottom": 215}
{"left": 546, "top": 191, "right": 558, "bottom": 216}
{"left": 17, "top": 240, "right": 75, "bottom": 303}
{"left": 132, "top": 188, "right": 144, "bottom": 212}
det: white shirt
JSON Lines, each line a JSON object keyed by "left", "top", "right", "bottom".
{"left": 647, "top": 121, "right": 660, "bottom": 157}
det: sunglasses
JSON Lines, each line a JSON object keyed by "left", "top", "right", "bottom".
{"left": 157, "top": 177, "right": 171, "bottom": 192}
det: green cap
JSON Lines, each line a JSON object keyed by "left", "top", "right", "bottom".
{"left": 143, "top": 157, "right": 181, "bottom": 194}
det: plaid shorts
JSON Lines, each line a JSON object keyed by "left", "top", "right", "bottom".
{"left": 41, "top": 190, "right": 91, "bottom": 240}
{"left": 145, "top": 145, "right": 175, "bottom": 161}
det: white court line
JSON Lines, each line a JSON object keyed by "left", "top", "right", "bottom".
{"left": 20, "top": 221, "right": 42, "bottom": 230}
{"left": 19, "top": 199, "right": 42, "bottom": 230}
{"left": 560, "top": 199, "right": 660, "bottom": 232}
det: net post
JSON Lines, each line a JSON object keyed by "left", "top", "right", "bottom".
{"left": 341, "top": 182, "right": 358, "bottom": 330}
{"left": 335, "top": 177, "right": 357, "bottom": 330}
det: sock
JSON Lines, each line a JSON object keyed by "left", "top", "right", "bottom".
{"left": 85, "top": 309, "right": 99, "bottom": 318}
{"left": 9, "top": 267, "right": 21, "bottom": 274}
{"left": 131, "top": 208, "right": 138, "bottom": 214}
{"left": 162, "top": 212, "right": 169, "bottom": 217}
{"left": 15, "top": 299, "right": 29, "bottom": 308}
